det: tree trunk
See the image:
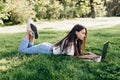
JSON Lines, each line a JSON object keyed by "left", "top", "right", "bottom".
{"left": 90, "top": 0, "right": 95, "bottom": 18}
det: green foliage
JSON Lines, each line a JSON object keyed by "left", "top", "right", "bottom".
{"left": 6, "top": 0, "right": 36, "bottom": 24}
{"left": 75, "top": 0, "right": 91, "bottom": 17}
{"left": 106, "top": 0, "right": 120, "bottom": 16}
{"left": 0, "top": 0, "right": 36, "bottom": 24}
{"left": 94, "top": 1, "right": 107, "bottom": 17}
{"left": 0, "top": 25, "right": 120, "bottom": 80}
{"left": 0, "top": 1, "right": 6, "bottom": 19}
{"left": 0, "top": 1, "right": 8, "bottom": 25}
{"left": 34, "top": 0, "right": 63, "bottom": 20}
{"left": 0, "top": 0, "right": 119, "bottom": 24}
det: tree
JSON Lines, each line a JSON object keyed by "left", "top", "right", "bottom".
{"left": 89, "top": 0, "right": 95, "bottom": 18}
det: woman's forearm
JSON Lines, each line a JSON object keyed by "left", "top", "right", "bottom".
{"left": 70, "top": 54, "right": 99, "bottom": 59}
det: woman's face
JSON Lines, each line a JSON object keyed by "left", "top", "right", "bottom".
{"left": 76, "top": 29, "right": 86, "bottom": 40}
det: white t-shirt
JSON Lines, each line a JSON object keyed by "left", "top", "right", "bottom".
{"left": 52, "top": 45, "right": 74, "bottom": 56}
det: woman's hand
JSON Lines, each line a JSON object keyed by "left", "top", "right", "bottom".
{"left": 82, "top": 52, "right": 97, "bottom": 55}
{"left": 70, "top": 54, "right": 101, "bottom": 62}
{"left": 79, "top": 53, "right": 100, "bottom": 59}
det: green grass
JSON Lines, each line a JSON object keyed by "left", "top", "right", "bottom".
{"left": 0, "top": 25, "right": 120, "bottom": 80}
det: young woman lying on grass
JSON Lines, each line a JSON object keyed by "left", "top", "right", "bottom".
{"left": 18, "top": 19, "right": 100, "bottom": 61}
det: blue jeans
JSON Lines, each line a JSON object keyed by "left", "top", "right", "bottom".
{"left": 18, "top": 38, "right": 53, "bottom": 54}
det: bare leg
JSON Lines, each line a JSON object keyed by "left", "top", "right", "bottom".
{"left": 25, "top": 30, "right": 35, "bottom": 43}
{"left": 29, "top": 35, "right": 35, "bottom": 43}
{"left": 25, "top": 32, "right": 30, "bottom": 40}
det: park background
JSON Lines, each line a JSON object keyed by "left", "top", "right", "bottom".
{"left": 0, "top": 0, "right": 120, "bottom": 80}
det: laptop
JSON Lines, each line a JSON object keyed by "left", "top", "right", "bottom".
{"left": 83, "top": 41, "right": 109, "bottom": 62}
{"left": 101, "top": 41, "right": 109, "bottom": 61}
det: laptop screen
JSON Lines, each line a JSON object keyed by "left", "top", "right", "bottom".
{"left": 101, "top": 41, "right": 109, "bottom": 60}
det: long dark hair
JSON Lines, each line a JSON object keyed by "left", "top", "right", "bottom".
{"left": 54, "top": 24, "right": 87, "bottom": 56}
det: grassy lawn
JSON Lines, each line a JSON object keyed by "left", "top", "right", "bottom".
{"left": 0, "top": 25, "right": 120, "bottom": 80}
